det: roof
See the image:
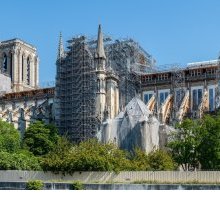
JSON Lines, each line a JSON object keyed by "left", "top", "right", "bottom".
{"left": 187, "top": 59, "right": 219, "bottom": 69}
{"left": 0, "top": 38, "right": 36, "bottom": 50}
{"left": 0, "top": 87, "right": 55, "bottom": 101}
{"left": 125, "top": 97, "right": 151, "bottom": 117}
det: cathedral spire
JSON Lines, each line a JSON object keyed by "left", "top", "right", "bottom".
{"left": 57, "top": 32, "right": 64, "bottom": 60}
{"left": 95, "top": 24, "right": 106, "bottom": 59}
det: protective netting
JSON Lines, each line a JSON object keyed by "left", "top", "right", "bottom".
{"left": 101, "top": 97, "right": 160, "bottom": 153}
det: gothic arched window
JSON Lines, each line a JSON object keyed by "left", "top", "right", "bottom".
{"left": 2, "top": 53, "right": 7, "bottom": 72}
{"left": 27, "top": 57, "right": 30, "bottom": 85}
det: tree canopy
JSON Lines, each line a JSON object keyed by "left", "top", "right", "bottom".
{"left": 0, "top": 151, "right": 41, "bottom": 170}
{"left": 197, "top": 115, "right": 220, "bottom": 169}
{"left": 0, "top": 120, "right": 20, "bottom": 153}
{"left": 148, "top": 149, "right": 176, "bottom": 170}
{"left": 41, "top": 139, "right": 176, "bottom": 173}
{"left": 41, "top": 139, "right": 132, "bottom": 173}
{"left": 167, "top": 118, "right": 200, "bottom": 170}
{"left": 22, "top": 121, "right": 59, "bottom": 156}
{"left": 168, "top": 115, "right": 220, "bottom": 170}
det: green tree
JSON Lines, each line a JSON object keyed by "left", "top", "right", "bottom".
{"left": 130, "top": 148, "right": 150, "bottom": 170}
{"left": 0, "top": 151, "right": 41, "bottom": 170}
{"left": 130, "top": 148, "right": 175, "bottom": 171}
{"left": 40, "top": 136, "right": 72, "bottom": 172}
{"left": 197, "top": 115, "right": 220, "bottom": 169}
{"left": 70, "top": 139, "right": 130, "bottom": 171}
{"left": 0, "top": 120, "right": 20, "bottom": 153}
{"left": 22, "top": 121, "right": 59, "bottom": 156}
{"left": 148, "top": 149, "right": 176, "bottom": 170}
{"left": 41, "top": 139, "right": 132, "bottom": 173}
{"left": 65, "top": 139, "right": 132, "bottom": 173}
{"left": 167, "top": 118, "right": 200, "bottom": 171}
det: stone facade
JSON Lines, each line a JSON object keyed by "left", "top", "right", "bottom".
{"left": 0, "top": 39, "right": 39, "bottom": 92}
{"left": 141, "top": 60, "right": 219, "bottom": 124}
{"left": 0, "top": 73, "right": 11, "bottom": 95}
{"left": 0, "top": 88, "right": 54, "bottom": 137}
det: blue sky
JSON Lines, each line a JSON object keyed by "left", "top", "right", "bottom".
{"left": 1, "top": 0, "right": 220, "bottom": 84}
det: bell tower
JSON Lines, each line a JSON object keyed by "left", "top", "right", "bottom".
{"left": 0, "top": 39, "right": 39, "bottom": 92}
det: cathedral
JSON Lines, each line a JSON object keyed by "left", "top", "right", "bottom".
{"left": 0, "top": 25, "right": 219, "bottom": 152}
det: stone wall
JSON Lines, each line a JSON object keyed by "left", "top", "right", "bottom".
{"left": 0, "top": 170, "right": 220, "bottom": 184}
{"left": 0, "top": 88, "right": 55, "bottom": 135}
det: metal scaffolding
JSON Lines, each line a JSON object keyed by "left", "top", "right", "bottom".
{"left": 105, "top": 38, "right": 154, "bottom": 109}
{"left": 55, "top": 35, "right": 155, "bottom": 141}
{"left": 215, "top": 57, "right": 220, "bottom": 109}
{"left": 171, "top": 66, "right": 185, "bottom": 123}
{"left": 55, "top": 36, "right": 97, "bottom": 141}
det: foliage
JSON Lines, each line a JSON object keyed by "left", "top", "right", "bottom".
{"left": 0, "top": 120, "right": 20, "bottom": 153}
{"left": 68, "top": 139, "right": 132, "bottom": 172}
{"left": 129, "top": 148, "right": 150, "bottom": 170}
{"left": 168, "top": 115, "right": 220, "bottom": 170}
{"left": 41, "top": 139, "right": 132, "bottom": 173}
{"left": 167, "top": 118, "right": 200, "bottom": 170}
{"left": 148, "top": 149, "right": 176, "bottom": 170}
{"left": 22, "top": 121, "right": 59, "bottom": 156}
{"left": 42, "top": 139, "right": 176, "bottom": 173}
{"left": 130, "top": 148, "right": 176, "bottom": 171}
{"left": 71, "top": 181, "right": 84, "bottom": 190}
{"left": 40, "top": 136, "right": 72, "bottom": 172}
{"left": 0, "top": 151, "right": 41, "bottom": 170}
{"left": 26, "top": 180, "right": 44, "bottom": 190}
{"left": 197, "top": 115, "right": 220, "bottom": 169}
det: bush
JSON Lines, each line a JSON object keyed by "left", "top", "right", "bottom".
{"left": 129, "top": 148, "right": 176, "bottom": 171}
{"left": 41, "top": 139, "right": 177, "bottom": 173}
{"left": 148, "top": 149, "right": 176, "bottom": 170}
{"left": 0, "top": 120, "right": 20, "bottom": 153}
{"left": 71, "top": 181, "right": 84, "bottom": 190}
{"left": 26, "top": 180, "right": 44, "bottom": 190}
{"left": 67, "top": 139, "right": 131, "bottom": 172}
{"left": 130, "top": 148, "right": 150, "bottom": 170}
{"left": 41, "top": 139, "right": 132, "bottom": 173}
{"left": 0, "top": 151, "right": 41, "bottom": 170}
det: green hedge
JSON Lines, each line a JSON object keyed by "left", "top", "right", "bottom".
{"left": 26, "top": 180, "right": 44, "bottom": 190}
{"left": 71, "top": 181, "right": 84, "bottom": 190}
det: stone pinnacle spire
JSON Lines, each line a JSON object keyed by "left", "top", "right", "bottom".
{"left": 95, "top": 24, "right": 106, "bottom": 59}
{"left": 57, "top": 32, "right": 64, "bottom": 60}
